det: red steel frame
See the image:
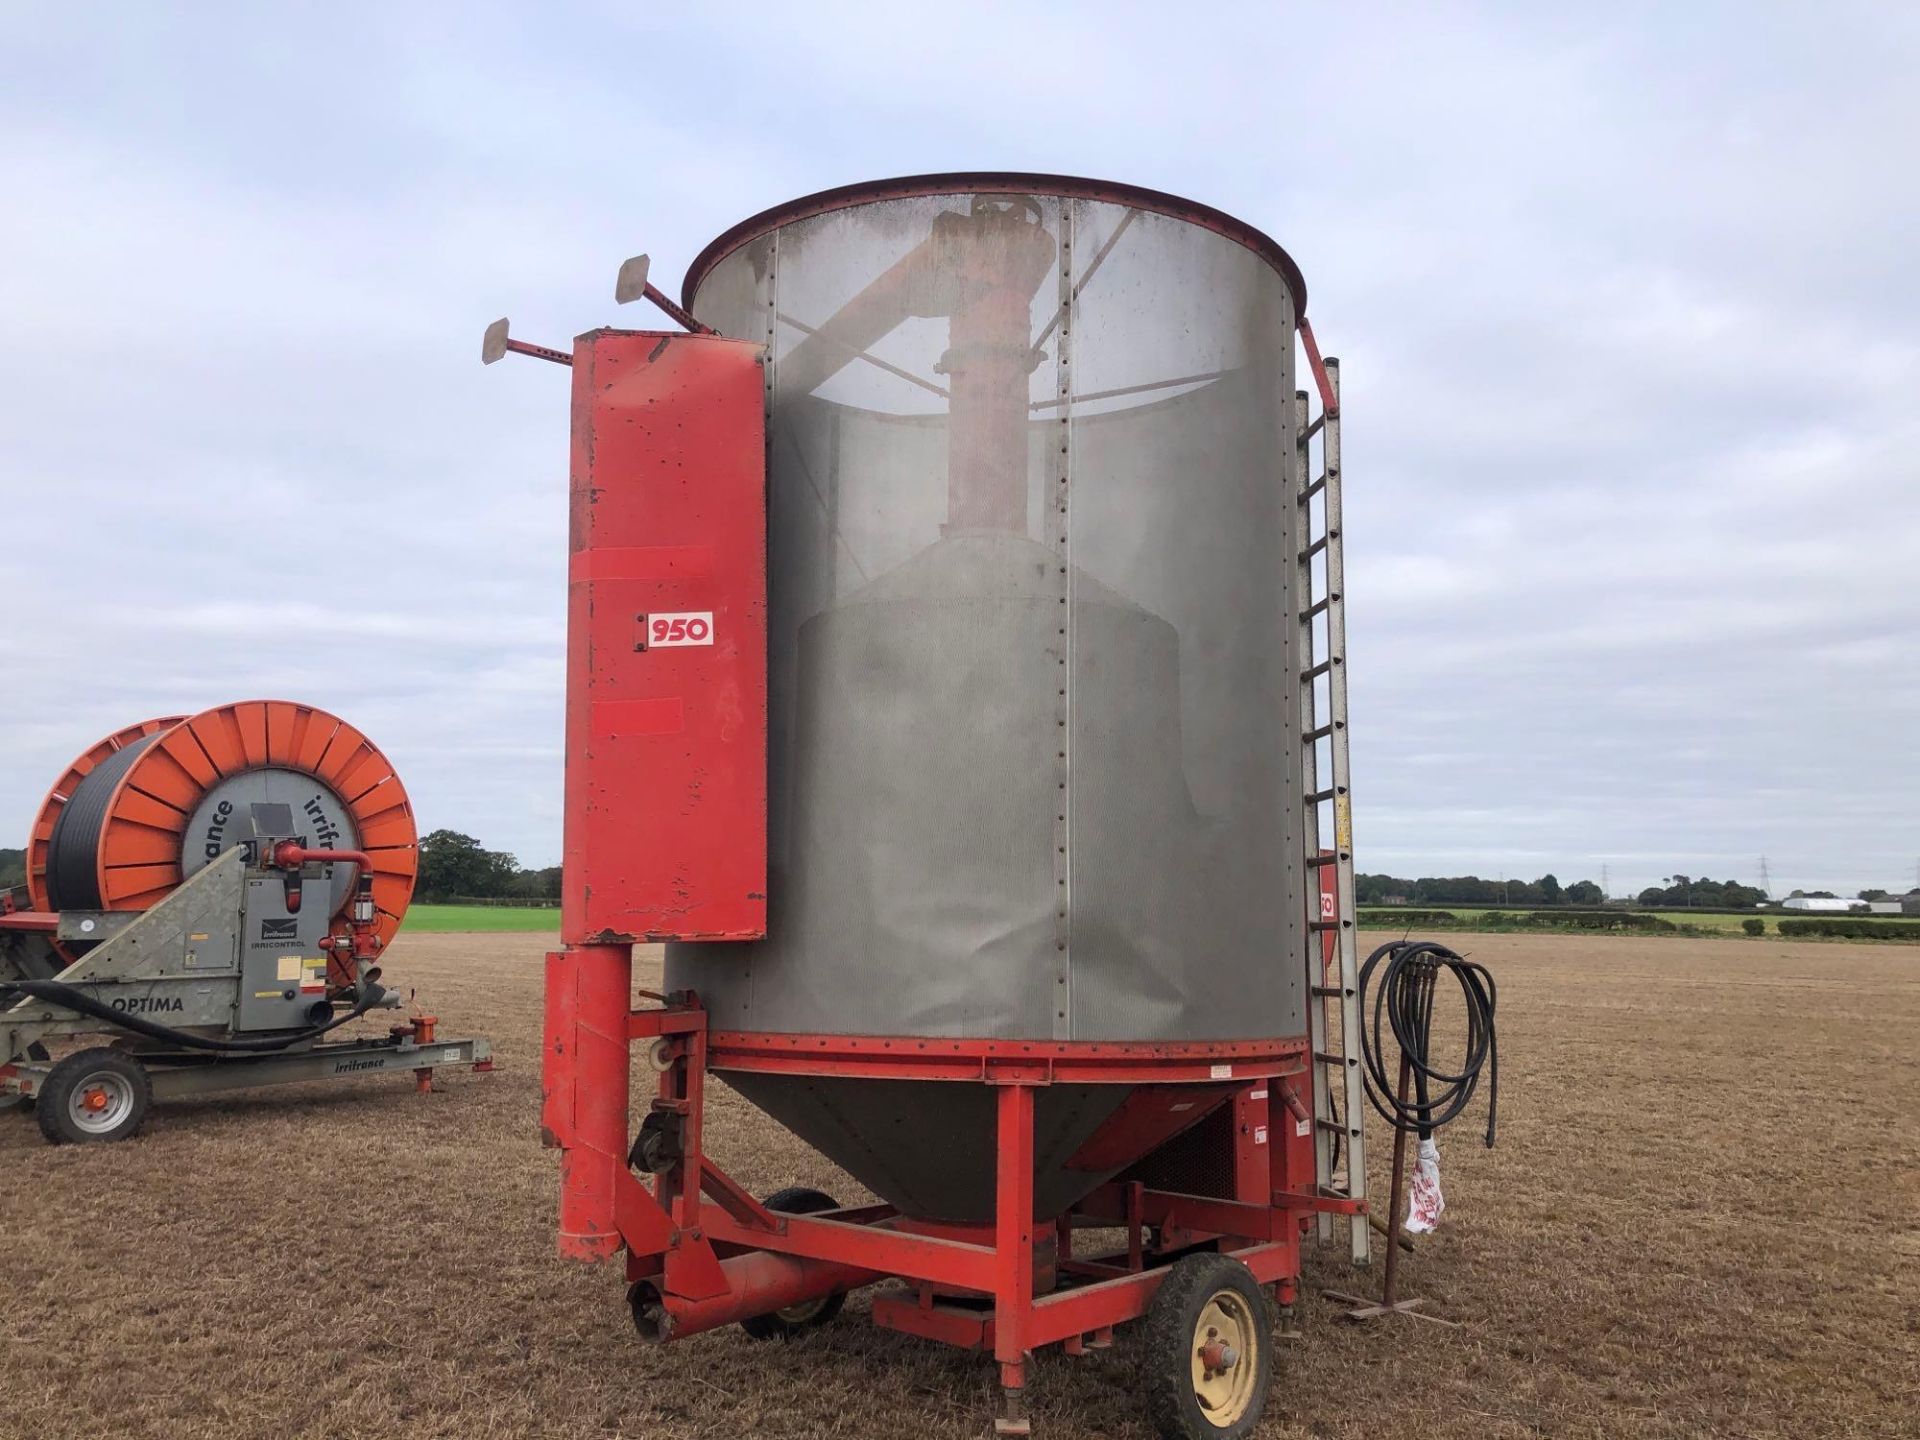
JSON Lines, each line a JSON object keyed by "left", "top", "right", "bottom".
{"left": 542, "top": 943, "right": 1363, "bottom": 1424}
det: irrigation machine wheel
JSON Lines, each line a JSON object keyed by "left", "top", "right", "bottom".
{"left": 1141, "top": 1252, "right": 1274, "bottom": 1440}
{"left": 738, "top": 1187, "right": 848, "bottom": 1340}
{"left": 36, "top": 1047, "right": 151, "bottom": 1144}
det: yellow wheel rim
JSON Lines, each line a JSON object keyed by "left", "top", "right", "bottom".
{"left": 1190, "top": 1289, "right": 1258, "bottom": 1427}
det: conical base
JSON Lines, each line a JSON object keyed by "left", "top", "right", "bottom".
{"left": 721, "top": 1070, "right": 1229, "bottom": 1224}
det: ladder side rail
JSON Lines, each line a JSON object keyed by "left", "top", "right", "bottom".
{"left": 1293, "top": 387, "right": 1336, "bottom": 1243}
{"left": 1321, "top": 358, "right": 1370, "bottom": 1264}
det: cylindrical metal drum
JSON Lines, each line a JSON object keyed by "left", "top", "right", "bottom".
{"left": 25, "top": 700, "right": 418, "bottom": 983}
{"left": 670, "top": 176, "right": 1309, "bottom": 1218}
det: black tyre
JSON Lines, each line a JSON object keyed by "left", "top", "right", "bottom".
{"left": 629, "top": 1110, "right": 679, "bottom": 1174}
{"left": 1142, "top": 1253, "right": 1274, "bottom": 1440}
{"left": 739, "top": 1187, "right": 847, "bottom": 1340}
{"left": 36, "top": 1047, "right": 151, "bottom": 1144}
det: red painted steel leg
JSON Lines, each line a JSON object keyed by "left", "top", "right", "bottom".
{"left": 993, "top": 1082, "right": 1036, "bottom": 1436}
{"left": 1126, "top": 1180, "right": 1145, "bottom": 1270}
{"left": 678, "top": 1025, "right": 708, "bottom": 1230}
{"left": 1273, "top": 1077, "right": 1312, "bottom": 1306}
{"left": 550, "top": 942, "right": 633, "bottom": 1261}
{"left": 1234, "top": 1085, "right": 1269, "bottom": 1205}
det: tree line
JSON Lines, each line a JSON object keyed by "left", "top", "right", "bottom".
{"left": 2, "top": 835, "right": 557, "bottom": 904}
{"left": 416, "top": 829, "right": 560, "bottom": 902}
{"left": 1355, "top": 871, "right": 1768, "bottom": 908}
{"left": 1356, "top": 873, "right": 1603, "bottom": 906}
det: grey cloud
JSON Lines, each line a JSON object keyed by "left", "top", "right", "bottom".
{"left": 1, "top": 2, "right": 1914, "bottom": 897}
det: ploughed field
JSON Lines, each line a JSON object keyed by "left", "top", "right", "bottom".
{"left": 2, "top": 932, "right": 1914, "bottom": 1439}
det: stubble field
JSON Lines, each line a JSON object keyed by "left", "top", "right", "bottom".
{"left": 2, "top": 931, "right": 1915, "bottom": 1439}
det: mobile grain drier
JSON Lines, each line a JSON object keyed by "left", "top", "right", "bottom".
{"left": 516, "top": 175, "right": 1369, "bottom": 1438}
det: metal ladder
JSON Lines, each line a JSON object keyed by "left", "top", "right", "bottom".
{"left": 1295, "top": 350, "right": 1369, "bottom": 1265}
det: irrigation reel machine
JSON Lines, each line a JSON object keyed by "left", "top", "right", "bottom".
{"left": 1, "top": 700, "right": 491, "bottom": 1144}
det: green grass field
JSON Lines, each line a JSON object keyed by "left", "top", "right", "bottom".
{"left": 401, "top": 903, "right": 1907, "bottom": 939}
{"left": 1444, "top": 908, "right": 1768, "bottom": 933}
{"left": 404, "top": 904, "right": 560, "bottom": 933}
{"left": 1362, "top": 907, "right": 1911, "bottom": 936}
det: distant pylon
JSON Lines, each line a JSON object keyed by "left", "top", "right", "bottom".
{"left": 1601, "top": 863, "right": 1610, "bottom": 899}
{"left": 1759, "top": 856, "right": 1771, "bottom": 897}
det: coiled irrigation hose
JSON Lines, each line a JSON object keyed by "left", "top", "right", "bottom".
{"left": 1357, "top": 939, "right": 1499, "bottom": 1146}
{"left": 0, "top": 978, "right": 388, "bottom": 1054}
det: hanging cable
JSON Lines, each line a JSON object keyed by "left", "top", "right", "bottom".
{"left": 1356, "top": 939, "right": 1498, "bottom": 1147}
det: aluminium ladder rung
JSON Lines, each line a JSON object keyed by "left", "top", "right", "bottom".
{"left": 1297, "top": 475, "right": 1327, "bottom": 505}
{"left": 1303, "top": 721, "right": 1343, "bottom": 744}
{"left": 1298, "top": 531, "right": 1338, "bottom": 563}
{"left": 1310, "top": 984, "right": 1351, "bottom": 997}
{"left": 1305, "top": 785, "right": 1345, "bottom": 806}
{"left": 1304, "top": 852, "right": 1341, "bottom": 868}
{"left": 1314, "top": 1051, "right": 1358, "bottom": 1068}
{"left": 1299, "top": 593, "right": 1339, "bottom": 622}
{"left": 1316, "top": 1118, "right": 1360, "bottom": 1136}
{"left": 1302, "top": 657, "right": 1342, "bottom": 683}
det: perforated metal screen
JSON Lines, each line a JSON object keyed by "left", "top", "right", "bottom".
{"left": 668, "top": 185, "right": 1304, "bottom": 1046}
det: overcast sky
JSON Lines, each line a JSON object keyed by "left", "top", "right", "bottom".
{"left": 2, "top": 3, "right": 1915, "bottom": 897}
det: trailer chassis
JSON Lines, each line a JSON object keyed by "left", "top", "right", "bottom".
{"left": 543, "top": 945, "right": 1363, "bottom": 1435}
{"left": 2, "top": 1030, "right": 492, "bottom": 1106}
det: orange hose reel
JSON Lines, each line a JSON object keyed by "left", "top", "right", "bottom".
{"left": 25, "top": 701, "right": 417, "bottom": 982}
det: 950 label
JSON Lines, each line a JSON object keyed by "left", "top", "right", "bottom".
{"left": 642, "top": 611, "right": 714, "bottom": 649}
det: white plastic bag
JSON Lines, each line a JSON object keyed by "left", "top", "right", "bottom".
{"left": 1404, "top": 1137, "right": 1444, "bottom": 1233}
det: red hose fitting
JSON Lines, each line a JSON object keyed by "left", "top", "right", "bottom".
{"left": 271, "top": 842, "right": 375, "bottom": 870}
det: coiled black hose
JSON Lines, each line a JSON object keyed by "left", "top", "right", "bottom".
{"left": 44, "top": 732, "right": 164, "bottom": 911}
{"left": 1357, "top": 939, "right": 1498, "bottom": 1147}
{"left": 0, "top": 978, "right": 386, "bottom": 1054}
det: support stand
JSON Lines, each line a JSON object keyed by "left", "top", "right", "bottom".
{"left": 1323, "top": 1054, "right": 1461, "bottom": 1327}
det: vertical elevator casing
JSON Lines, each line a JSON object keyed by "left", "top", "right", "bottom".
{"left": 662, "top": 182, "right": 1306, "bottom": 1221}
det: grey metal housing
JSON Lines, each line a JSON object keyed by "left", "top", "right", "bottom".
{"left": 2, "top": 848, "right": 490, "bottom": 1129}
{"left": 668, "top": 184, "right": 1305, "bottom": 1047}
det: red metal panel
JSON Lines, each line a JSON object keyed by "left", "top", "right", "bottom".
{"left": 562, "top": 331, "right": 768, "bottom": 944}
{"left": 704, "top": 1028, "right": 1309, "bottom": 1084}
{"left": 1233, "top": 1087, "right": 1270, "bottom": 1205}
{"left": 1063, "top": 1084, "right": 1238, "bottom": 1172}
{"left": 872, "top": 1293, "right": 995, "bottom": 1350}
